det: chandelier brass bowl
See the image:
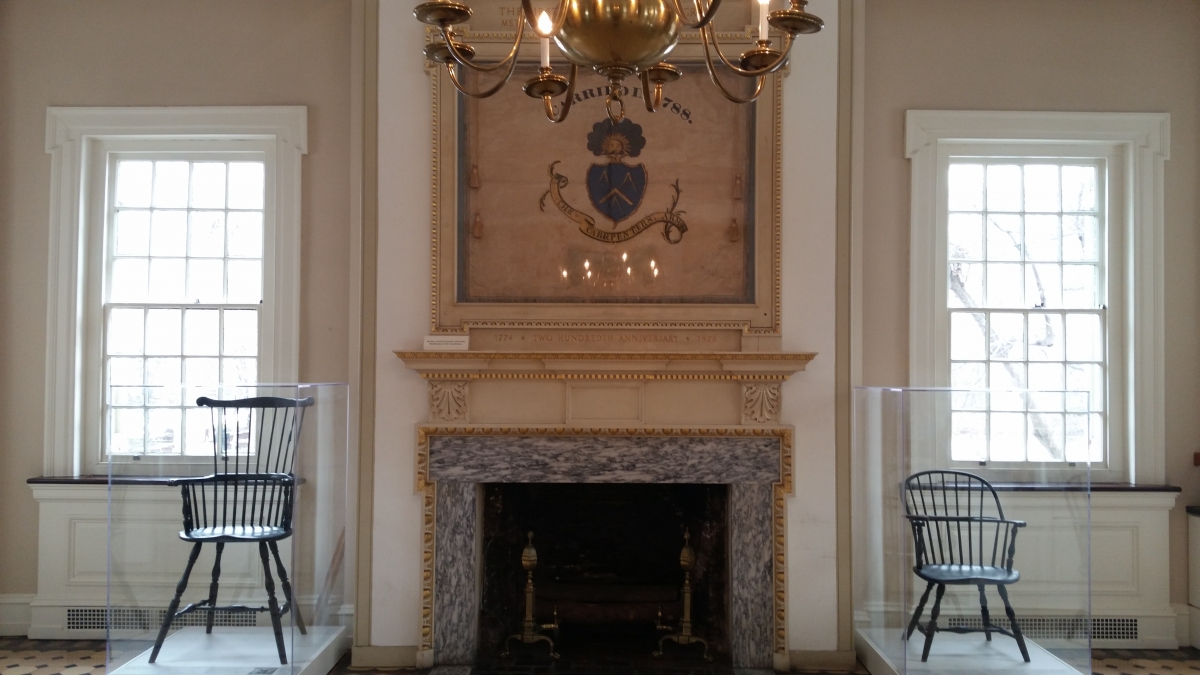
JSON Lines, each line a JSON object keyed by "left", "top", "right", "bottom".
{"left": 414, "top": 0, "right": 822, "bottom": 123}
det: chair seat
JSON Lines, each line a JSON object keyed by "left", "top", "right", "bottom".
{"left": 181, "top": 525, "right": 290, "bottom": 542}
{"left": 915, "top": 564, "right": 1020, "bottom": 585}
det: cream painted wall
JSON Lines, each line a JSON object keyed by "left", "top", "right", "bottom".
{"left": 860, "top": 0, "right": 1200, "bottom": 607}
{"left": 0, "top": 1, "right": 352, "bottom": 596}
{"left": 371, "top": 0, "right": 841, "bottom": 651}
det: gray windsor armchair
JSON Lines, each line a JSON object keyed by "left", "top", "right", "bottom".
{"left": 903, "top": 470, "right": 1030, "bottom": 663}
{"left": 149, "top": 395, "right": 314, "bottom": 665}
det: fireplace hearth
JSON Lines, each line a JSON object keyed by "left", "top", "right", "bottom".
{"left": 479, "top": 483, "right": 728, "bottom": 659}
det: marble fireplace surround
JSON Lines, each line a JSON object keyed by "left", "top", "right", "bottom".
{"left": 398, "top": 352, "right": 814, "bottom": 672}
{"left": 415, "top": 427, "right": 794, "bottom": 671}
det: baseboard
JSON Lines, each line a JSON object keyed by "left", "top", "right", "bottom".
{"left": 350, "top": 645, "right": 417, "bottom": 667}
{"left": 0, "top": 594, "right": 34, "bottom": 636}
{"left": 1175, "top": 603, "right": 1190, "bottom": 648}
{"left": 789, "top": 649, "right": 858, "bottom": 672}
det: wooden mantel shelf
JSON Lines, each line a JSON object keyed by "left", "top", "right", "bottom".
{"left": 394, "top": 351, "right": 817, "bottom": 381}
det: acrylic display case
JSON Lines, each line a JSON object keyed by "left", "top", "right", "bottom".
{"left": 853, "top": 387, "right": 1092, "bottom": 675}
{"left": 105, "top": 383, "right": 351, "bottom": 675}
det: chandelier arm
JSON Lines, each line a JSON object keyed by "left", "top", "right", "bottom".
{"left": 445, "top": 56, "right": 521, "bottom": 98}
{"left": 441, "top": 23, "right": 524, "bottom": 73}
{"left": 707, "top": 24, "right": 794, "bottom": 76}
{"left": 542, "top": 63, "right": 580, "bottom": 123}
{"left": 670, "top": 0, "right": 724, "bottom": 30}
{"left": 520, "top": 0, "right": 572, "bottom": 42}
{"left": 639, "top": 71, "right": 658, "bottom": 112}
{"left": 700, "top": 27, "right": 767, "bottom": 103}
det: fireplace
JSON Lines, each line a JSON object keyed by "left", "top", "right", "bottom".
{"left": 397, "top": 350, "right": 813, "bottom": 671}
{"left": 478, "top": 483, "right": 729, "bottom": 659}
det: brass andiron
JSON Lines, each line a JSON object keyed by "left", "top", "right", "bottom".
{"left": 654, "top": 529, "right": 711, "bottom": 661}
{"left": 500, "top": 532, "right": 560, "bottom": 658}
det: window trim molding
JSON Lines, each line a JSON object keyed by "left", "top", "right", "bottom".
{"left": 43, "top": 106, "right": 307, "bottom": 476}
{"left": 906, "top": 110, "right": 1169, "bottom": 483}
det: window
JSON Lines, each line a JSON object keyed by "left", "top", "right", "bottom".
{"left": 44, "top": 107, "right": 306, "bottom": 474}
{"left": 907, "top": 111, "right": 1168, "bottom": 482}
{"left": 104, "top": 157, "right": 266, "bottom": 457}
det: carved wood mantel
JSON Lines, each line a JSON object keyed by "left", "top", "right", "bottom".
{"left": 395, "top": 351, "right": 816, "bottom": 425}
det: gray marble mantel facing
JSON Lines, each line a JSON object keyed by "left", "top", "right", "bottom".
{"left": 417, "top": 427, "right": 793, "bottom": 670}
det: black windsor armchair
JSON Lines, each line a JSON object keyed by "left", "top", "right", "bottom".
{"left": 149, "top": 396, "right": 314, "bottom": 665}
{"left": 903, "top": 470, "right": 1030, "bottom": 663}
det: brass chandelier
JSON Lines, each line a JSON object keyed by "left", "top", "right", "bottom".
{"left": 414, "top": 0, "right": 823, "bottom": 123}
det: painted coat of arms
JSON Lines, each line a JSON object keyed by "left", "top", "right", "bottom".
{"left": 542, "top": 118, "right": 688, "bottom": 244}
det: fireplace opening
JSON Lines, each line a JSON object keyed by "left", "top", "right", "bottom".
{"left": 478, "top": 483, "right": 728, "bottom": 660}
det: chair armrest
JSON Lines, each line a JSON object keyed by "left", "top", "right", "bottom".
{"left": 905, "top": 514, "right": 1025, "bottom": 528}
{"left": 167, "top": 473, "right": 294, "bottom": 487}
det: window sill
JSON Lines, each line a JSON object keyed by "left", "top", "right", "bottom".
{"left": 990, "top": 482, "right": 1181, "bottom": 492}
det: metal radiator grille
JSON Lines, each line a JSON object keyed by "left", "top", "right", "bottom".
{"left": 945, "top": 616, "right": 1137, "bottom": 641}
{"left": 66, "top": 607, "right": 257, "bottom": 631}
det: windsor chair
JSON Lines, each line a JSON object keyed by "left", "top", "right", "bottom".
{"left": 149, "top": 395, "right": 314, "bottom": 665}
{"left": 903, "top": 470, "right": 1030, "bottom": 663}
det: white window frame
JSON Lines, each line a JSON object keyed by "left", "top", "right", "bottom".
{"left": 907, "top": 111, "right": 1168, "bottom": 483}
{"left": 44, "top": 107, "right": 307, "bottom": 476}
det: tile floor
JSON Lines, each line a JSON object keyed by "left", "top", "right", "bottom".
{"left": 2, "top": 638, "right": 1198, "bottom": 675}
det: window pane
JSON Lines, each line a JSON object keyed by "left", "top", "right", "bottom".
{"left": 990, "top": 362, "right": 1027, "bottom": 393}
{"left": 145, "top": 308, "right": 182, "bottom": 355}
{"left": 188, "top": 211, "right": 225, "bottom": 257}
{"left": 114, "top": 210, "right": 151, "bottom": 256}
{"left": 150, "top": 210, "right": 188, "bottom": 257}
{"left": 1028, "top": 362, "right": 1064, "bottom": 392}
{"left": 986, "top": 165, "right": 1022, "bottom": 212}
{"left": 145, "top": 357, "right": 182, "bottom": 405}
{"left": 222, "top": 357, "right": 257, "bottom": 385}
{"left": 1066, "top": 363, "right": 1104, "bottom": 412}
{"left": 1062, "top": 165, "right": 1097, "bottom": 211}
{"left": 228, "top": 162, "right": 265, "bottom": 209}
{"left": 108, "top": 358, "right": 145, "bottom": 406}
{"left": 985, "top": 263, "right": 1024, "bottom": 307}
{"left": 1062, "top": 264, "right": 1098, "bottom": 308}
{"left": 951, "top": 362, "right": 987, "bottom": 410}
{"left": 948, "top": 262, "right": 982, "bottom": 308}
{"left": 190, "top": 162, "right": 227, "bottom": 209}
{"left": 110, "top": 258, "right": 148, "bottom": 302}
{"left": 109, "top": 408, "right": 146, "bottom": 455}
{"left": 951, "top": 412, "right": 987, "bottom": 461}
{"left": 148, "top": 258, "right": 186, "bottom": 302}
{"left": 986, "top": 215, "right": 1022, "bottom": 261}
{"left": 989, "top": 313, "right": 1025, "bottom": 361}
{"left": 950, "top": 313, "right": 986, "bottom": 360}
{"left": 1062, "top": 216, "right": 1099, "bottom": 262}
{"left": 1024, "top": 215, "right": 1060, "bottom": 261}
{"left": 227, "top": 211, "right": 264, "bottom": 258}
{"left": 116, "top": 161, "right": 154, "bottom": 208}
{"left": 1028, "top": 313, "right": 1064, "bottom": 361}
{"left": 227, "top": 260, "right": 262, "bottom": 303}
{"left": 187, "top": 259, "right": 225, "bottom": 303}
{"left": 183, "top": 309, "right": 220, "bottom": 356}
{"left": 107, "top": 308, "right": 144, "bottom": 355}
{"left": 1065, "top": 413, "right": 1091, "bottom": 462}
{"left": 147, "top": 408, "right": 182, "bottom": 454}
{"left": 1027, "top": 413, "right": 1065, "bottom": 461}
{"left": 223, "top": 310, "right": 258, "bottom": 356}
{"left": 948, "top": 213, "right": 983, "bottom": 260}
{"left": 1089, "top": 413, "right": 1105, "bottom": 461}
{"left": 184, "top": 357, "right": 220, "bottom": 386}
{"left": 1066, "top": 313, "right": 1102, "bottom": 361}
{"left": 184, "top": 407, "right": 214, "bottom": 456}
{"left": 989, "top": 412, "right": 1026, "bottom": 460}
{"left": 152, "top": 161, "right": 190, "bottom": 208}
{"left": 1026, "top": 264, "right": 1062, "bottom": 309}
{"left": 1023, "top": 164, "right": 1060, "bottom": 212}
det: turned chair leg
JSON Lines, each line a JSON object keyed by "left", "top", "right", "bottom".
{"left": 205, "top": 542, "right": 225, "bottom": 633}
{"left": 907, "top": 581, "right": 935, "bottom": 639}
{"left": 268, "top": 540, "right": 307, "bottom": 634}
{"left": 920, "top": 583, "right": 945, "bottom": 662}
{"left": 996, "top": 585, "right": 1030, "bottom": 662}
{"left": 259, "top": 542, "right": 288, "bottom": 664}
{"left": 977, "top": 584, "right": 992, "bottom": 642}
{"left": 150, "top": 542, "right": 202, "bottom": 663}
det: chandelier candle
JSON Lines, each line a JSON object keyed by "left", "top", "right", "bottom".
{"left": 537, "top": 11, "right": 552, "bottom": 68}
{"left": 757, "top": 0, "right": 770, "bottom": 42}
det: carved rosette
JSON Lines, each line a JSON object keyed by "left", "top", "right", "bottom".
{"left": 742, "top": 382, "right": 781, "bottom": 424}
{"left": 429, "top": 380, "right": 468, "bottom": 422}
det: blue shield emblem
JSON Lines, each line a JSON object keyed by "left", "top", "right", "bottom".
{"left": 587, "top": 162, "right": 647, "bottom": 224}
